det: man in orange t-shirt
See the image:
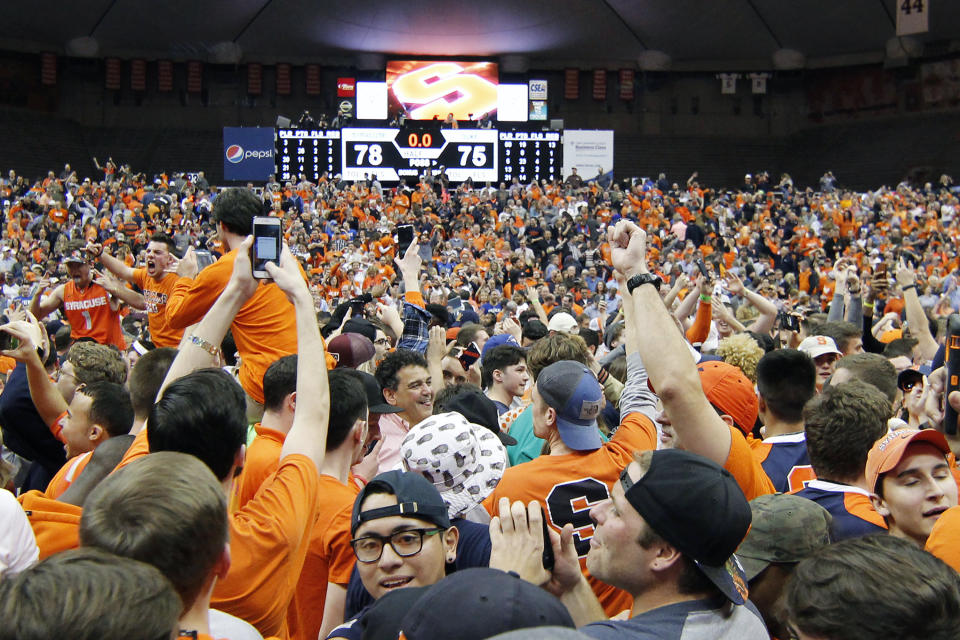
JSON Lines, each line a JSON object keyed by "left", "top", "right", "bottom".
{"left": 29, "top": 243, "right": 128, "bottom": 350}
{"left": 89, "top": 233, "right": 184, "bottom": 348}
{"left": 165, "top": 188, "right": 327, "bottom": 410}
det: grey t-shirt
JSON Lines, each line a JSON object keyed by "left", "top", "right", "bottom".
{"left": 580, "top": 597, "right": 767, "bottom": 640}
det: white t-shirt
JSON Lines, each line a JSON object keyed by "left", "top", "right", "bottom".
{"left": 0, "top": 489, "right": 38, "bottom": 577}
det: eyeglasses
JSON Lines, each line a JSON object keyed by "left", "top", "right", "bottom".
{"left": 374, "top": 338, "right": 392, "bottom": 347}
{"left": 351, "top": 528, "right": 443, "bottom": 563}
{"left": 900, "top": 380, "right": 921, "bottom": 392}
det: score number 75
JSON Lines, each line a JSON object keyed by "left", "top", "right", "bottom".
{"left": 457, "top": 145, "right": 488, "bottom": 167}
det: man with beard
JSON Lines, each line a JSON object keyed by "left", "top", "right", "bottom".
{"left": 87, "top": 233, "right": 184, "bottom": 347}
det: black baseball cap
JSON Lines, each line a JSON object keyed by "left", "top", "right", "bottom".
{"left": 397, "top": 568, "right": 574, "bottom": 640}
{"left": 620, "top": 449, "right": 752, "bottom": 604}
{"left": 439, "top": 389, "right": 517, "bottom": 446}
{"left": 351, "top": 470, "right": 451, "bottom": 536}
{"left": 351, "top": 370, "right": 402, "bottom": 414}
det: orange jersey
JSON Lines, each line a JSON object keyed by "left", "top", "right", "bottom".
{"left": 18, "top": 490, "right": 82, "bottom": 560}
{"left": 482, "top": 412, "right": 658, "bottom": 618}
{"left": 212, "top": 455, "right": 321, "bottom": 639}
{"left": 132, "top": 269, "right": 183, "bottom": 348}
{"left": 287, "top": 475, "right": 359, "bottom": 640}
{"left": 62, "top": 281, "right": 124, "bottom": 349}
{"left": 164, "top": 249, "right": 304, "bottom": 404}
{"left": 44, "top": 450, "right": 93, "bottom": 499}
{"left": 237, "top": 424, "right": 286, "bottom": 510}
{"left": 926, "top": 505, "right": 960, "bottom": 573}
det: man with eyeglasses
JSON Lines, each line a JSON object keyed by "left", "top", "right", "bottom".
{"left": 326, "top": 470, "right": 459, "bottom": 640}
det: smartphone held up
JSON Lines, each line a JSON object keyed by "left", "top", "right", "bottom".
{"left": 252, "top": 216, "right": 282, "bottom": 279}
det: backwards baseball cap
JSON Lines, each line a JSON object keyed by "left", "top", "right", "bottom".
{"left": 547, "top": 312, "right": 579, "bottom": 335}
{"left": 798, "top": 335, "right": 843, "bottom": 360}
{"left": 696, "top": 360, "right": 758, "bottom": 434}
{"left": 537, "top": 360, "right": 603, "bottom": 451}
{"left": 63, "top": 248, "right": 89, "bottom": 264}
{"left": 402, "top": 412, "right": 507, "bottom": 520}
{"left": 481, "top": 333, "right": 522, "bottom": 360}
{"left": 439, "top": 389, "right": 517, "bottom": 446}
{"left": 398, "top": 568, "right": 575, "bottom": 640}
{"left": 866, "top": 429, "right": 951, "bottom": 492}
{"left": 736, "top": 493, "right": 832, "bottom": 581}
{"left": 620, "top": 449, "right": 752, "bottom": 604}
{"left": 351, "top": 470, "right": 451, "bottom": 536}
{"left": 328, "top": 333, "right": 375, "bottom": 369}
{"left": 351, "top": 370, "right": 402, "bottom": 414}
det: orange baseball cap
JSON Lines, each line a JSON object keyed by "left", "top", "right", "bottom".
{"left": 445, "top": 327, "right": 461, "bottom": 341}
{"left": 865, "top": 429, "right": 951, "bottom": 492}
{"left": 696, "top": 360, "right": 758, "bottom": 435}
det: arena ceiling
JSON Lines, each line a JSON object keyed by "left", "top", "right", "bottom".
{"left": 2, "top": 0, "right": 959, "bottom": 70}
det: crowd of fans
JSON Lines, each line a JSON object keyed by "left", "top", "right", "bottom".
{"left": 1, "top": 158, "right": 960, "bottom": 640}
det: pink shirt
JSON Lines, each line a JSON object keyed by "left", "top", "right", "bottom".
{"left": 377, "top": 412, "right": 411, "bottom": 473}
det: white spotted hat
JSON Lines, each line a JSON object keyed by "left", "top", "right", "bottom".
{"left": 401, "top": 411, "right": 507, "bottom": 520}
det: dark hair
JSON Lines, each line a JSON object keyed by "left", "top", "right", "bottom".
{"left": 433, "top": 382, "right": 484, "bottom": 411}
{"left": 80, "top": 381, "right": 133, "bottom": 438}
{"left": 578, "top": 327, "right": 600, "bottom": 351}
{"left": 0, "top": 548, "right": 180, "bottom": 640}
{"left": 127, "top": 347, "right": 177, "bottom": 419}
{"left": 522, "top": 319, "right": 548, "bottom": 342}
{"left": 212, "top": 187, "right": 261, "bottom": 236}
{"left": 263, "top": 354, "right": 298, "bottom": 412}
{"left": 375, "top": 349, "right": 428, "bottom": 392}
{"left": 832, "top": 353, "right": 898, "bottom": 404}
{"left": 480, "top": 345, "right": 527, "bottom": 389}
{"left": 327, "top": 370, "right": 368, "bottom": 450}
{"left": 816, "top": 321, "right": 861, "bottom": 354}
{"left": 803, "top": 380, "right": 890, "bottom": 483}
{"left": 147, "top": 368, "right": 247, "bottom": 481}
{"left": 882, "top": 337, "right": 919, "bottom": 360}
{"left": 148, "top": 233, "right": 176, "bottom": 253}
{"left": 756, "top": 349, "right": 816, "bottom": 424}
{"left": 80, "top": 452, "right": 228, "bottom": 612}
{"left": 785, "top": 535, "right": 960, "bottom": 640}
{"left": 221, "top": 330, "right": 238, "bottom": 367}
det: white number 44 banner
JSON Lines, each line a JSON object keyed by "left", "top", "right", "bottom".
{"left": 897, "top": 0, "right": 929, "bottom": 36}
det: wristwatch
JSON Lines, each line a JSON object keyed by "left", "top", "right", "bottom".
{"left": 626, "top": 273, "right": 662, "bottom": 294}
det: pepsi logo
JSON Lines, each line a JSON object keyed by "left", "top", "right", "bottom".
{"left": 225, "top": 145, "right": 244, "bottom": 163}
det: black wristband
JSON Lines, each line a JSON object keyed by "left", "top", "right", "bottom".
{"left": 902, "top": 284, "right": 916, "bottom": 292}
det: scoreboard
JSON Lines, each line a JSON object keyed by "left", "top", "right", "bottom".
{"left": 500, "top": 131, "right": 560, "bottom": 185}
{"left": 343, "top": 127, "right": 497, "bottom": 183}
{"left": 276, "top": 129, "right": 340, "bottom": 182}
{"left": 275, "top": 126, "right": 562, "bottom": 184}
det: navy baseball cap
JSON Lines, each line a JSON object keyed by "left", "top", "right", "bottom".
{"left": 398, "top": 568, "right": 575, "bottom": 640}
{"left": 536, "top": 360, "right": 603, "bottom": 451}
{"left": 620, "top": 449, "right": 752, "bottom": 604}
{"left": 481, "top": 333, "right": 522, "bottom": 360}
{"left": 351, "top": 470, "right": 451, "bottom": 536}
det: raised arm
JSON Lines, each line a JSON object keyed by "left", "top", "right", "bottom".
{"left": 0, "top": 321, "right": 66, "bottom": 428}
{"left": 93, "top": 269, "right": 146, "bottom": 311}
{"left": 87, "top": 242, "right": 135, "bottom": 283}
{"left": 269, "top": 245, "right": 330, "bottom": 472}
{"left": 897, "top": 259, "right": 939, "bottom": 361}
{"left": 724, "top": 272, "right": 777, "bottom": 334}
{"left": 608, "top": 221, "right": 732, "bottom": 464}
{"left": 29, "top": 280, "right": 64, "bottom": 321}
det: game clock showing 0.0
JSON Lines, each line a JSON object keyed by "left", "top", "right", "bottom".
{"left": 276, "top": 129, "right": 341, "bottom": 182}
{"left": 341, "top": 127, "right": 498, "bottom": 183}
{"left": 499, "top": 131, "right": 561, "bottom": 184}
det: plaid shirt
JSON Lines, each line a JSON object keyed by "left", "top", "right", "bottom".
{"left": 397, "top": 291, "right": 430, "bottom": 354}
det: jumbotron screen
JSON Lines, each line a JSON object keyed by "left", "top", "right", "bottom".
{"left": 386, "top": 60, "right": 499, "bottom": 122}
